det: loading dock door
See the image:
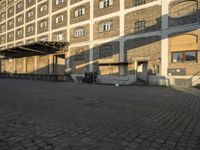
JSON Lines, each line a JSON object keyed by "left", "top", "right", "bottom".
{"left": 54, "top": 54, "right": 65, "bottom": 74}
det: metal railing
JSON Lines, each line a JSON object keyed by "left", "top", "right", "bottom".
{"left": 190, "top": 70, "right": 200, "bottom": 87}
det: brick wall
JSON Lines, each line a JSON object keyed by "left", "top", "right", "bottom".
{"left": 168, "top": 30, "right": 200, "bottom": 76}
{"left": 69, "top": 45, "right": 90, "bottom": 73}
{"left": 93, "top": 0, "right": 120, "bottom": 18}
{"left": 70, "top": 24, "right": 90, "bottom": 44}
{"left": 125, "top": 0, "right": 157, "bottom": 9}
{"left": 93, "top": 16, "right": 120, "bottom": 40}
{"left": 70, "top": 2, "right": 90, "bottom": 25}
{"left": 124, "top": 36, "right": 161, "bottom": 74}
{"left": 124, "top": 5, "right": 161, "bottom": 36}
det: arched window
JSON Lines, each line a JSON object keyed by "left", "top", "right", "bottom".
{"left": 169, "top": 0, "right": 199, "bottom": 26}
{"left": 74, "top": 27, "right": 84, "bottom": 37}
{"left": 99, "top": 45, "right": 113, "bottom": 58}
{"left": 135, "top": 20, "right": 146, "bottom": 32}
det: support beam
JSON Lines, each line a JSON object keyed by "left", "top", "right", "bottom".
{"left": 19, "top": 47, "right": 48, "bottom": 54}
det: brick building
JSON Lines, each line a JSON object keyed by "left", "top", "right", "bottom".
{"left": 0, "top": 0, "right": 199, "bottom": 86}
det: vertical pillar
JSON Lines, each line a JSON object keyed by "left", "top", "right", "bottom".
{"left": 66, "top": 0, "right": 71, "bottom": 73}
{"left": 23, "top": 57, "right": 27, "bottom": 73}
{"left": 119, "top": 0, "right": 125, "bottom": 75}
{"left": 89, "top": 0, "right": 94, "bottom": 72}
{"left": 34, "top": 56, "right": 38, "bottom": 74}
{"left": 13, "top": 59, "right": 16, "bottom": 73}
{"left": 49, "top": 54, "right": 53, "bottom": 74}
{"left": 161, "top": 0, "right": 169, "bottom": 76}
{"left": 134, "top": 61, "right": 138, "bottom": 81}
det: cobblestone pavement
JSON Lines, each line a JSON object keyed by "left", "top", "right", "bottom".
{"left": 0, "top": 79, "right": 200, "bottom": 150}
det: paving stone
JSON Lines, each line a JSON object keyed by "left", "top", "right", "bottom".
{"left": 0, "top": 79, "right": 200, "bottom": 150}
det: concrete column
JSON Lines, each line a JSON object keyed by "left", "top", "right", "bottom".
{"left": 34, "top": 56, "right": 38, "bottom": 74}
{"left": 119, "top": 0, "right": 125, "bottom": 75}
{"left": 161, "top": 0, "right": 169, "bottom": 76}
{"left": 13, "top": 59, "right": 16, "bottom": 73}
{"left": 66, "top": 0, "right": 71, "bottom": 73}
{"left": 89, "top": 0, "right": 94, "bottom": 72}
{"left": 134, "top": 61, "right": 138, "bottom": 80}
{"left": 23, "top": 57, "right": 27, "bottom": 74}
{"left": 49, "top": 54, "right": 54, "bottom": 74}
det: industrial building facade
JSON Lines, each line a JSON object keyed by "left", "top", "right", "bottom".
{"left": 0, "top": 0, "right": 200, "bottom": 86}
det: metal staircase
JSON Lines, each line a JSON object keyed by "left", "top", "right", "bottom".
{"left": 191, "top": 71, "right": 200, "bottom": 89}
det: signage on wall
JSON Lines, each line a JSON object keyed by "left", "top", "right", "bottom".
{"left": 168, "top": 68, "right": 186, "bottom": 76}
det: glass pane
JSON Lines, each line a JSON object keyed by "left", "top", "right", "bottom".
{"left": 173, "top": 52, "right": 183, "bottom": 62}
{"left": 185, "top": 51, "right": 196, "bottom": 61}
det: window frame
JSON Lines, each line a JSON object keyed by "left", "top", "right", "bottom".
{"left": 135, "top": 20, "right": 146, "bottom": 32}
{"left": 99, "top": 21, "right": 113, "bottom": 32}
{"left": 99, "top": 45, "right": 114, "bottom": 58}
{"left": 74, "top": 7, "right": 85, "bottom": 17}
{"left": 28, "top": 10, "right": 34, "bottom": 18}
{"left": 134, "top": 0, "right": 146, "bottom": 6}
{"left": 40, "top": 21, "right": 48, "bottom": 28}
{"left": 172, "top": 50, "right": 197, "bottom": 63}
{"left": 56, "top": 0, "right": 64, "bottom": 5}
{"left": 40, "top": 4, "right": 47, "bottom": 12}
{"left": 55, "top": 14, "right": 64, "bottom": 24}
{"left": 27, "top": 25, "right": 34, "bottom": 32}
{"left": 74, "top": 50, "right": 85, "bottom": 61}
{"left": 55, "top": 33, "right": 64, "bottom": 41}
{"left": 74, "top": 27, "right": 85, "bottom": 37}
{"left": 99, "top": 0, "right": 113, "bottom": 9}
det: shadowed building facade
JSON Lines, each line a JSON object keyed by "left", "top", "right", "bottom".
{"left": 0, "top": 0, "right": 200, "bottom": 86}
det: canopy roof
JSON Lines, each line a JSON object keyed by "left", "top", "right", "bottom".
{"left": 0, "top": 41, "right": 69, "bottom": 59}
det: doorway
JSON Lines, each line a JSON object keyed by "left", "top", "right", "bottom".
{"left": 137, "top": 61, "right": 148, "bottom": 82}
{"left": 54, "top": 54, "right": 65, "bottom": 74}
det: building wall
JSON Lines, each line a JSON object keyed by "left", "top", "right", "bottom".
{"left": 0, "top": 0, "right": 199, "bottom": 78}
{"left": 125, "top": 36, "right": 161, "bottom": 75}
{"left": 168, "top": 30, "right": 200, "bottom": 76}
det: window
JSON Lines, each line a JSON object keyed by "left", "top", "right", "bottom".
{"left": 8, "top": 20, "right": 13, "bottom": 26}
{"left": 40, "top": 21, "right": 47, "bottom": 28}
{"left": 28, "top": 10, "right": 34, "bottom": 18}
{"left": 56, "top": 14, "right": 64, "bottom": 23}
{"left": 1, "top": 24, "right": 5, "bottom": 30}
{"left": 172, "top": 51, "right": 197, "bottom": 63}
{"left": 55, "top": 33, "right": 64, "bottom": 41}
{"left": 17, "top": 16, "right": 23, "bottom": 23}
{"left": 74, "top": 28, "right": 84, "bottom": 37}
{"left": 74, "top": 50, "right": 85, "bottom": 61}
{"left": 8, "top": 8, "right": 13, "bottom": 14}
{"left": 134, "top": 0, "right": 146, "bottom": 6}
{"left": 1, "top": 2, "right": 6, "bottom": 8}
{"left": 135, "top": 20, "right": 146, "bottom": 32}
{"left": 8, "top": 33, "right": 13, "bottom": 39}
{"left": 17, "top": 2, "right": 23, "bottom": 9}
{"left": 56, "top": 0, "right": 64, "bottom": 5}
{"left": 27, "top": 26, "right": 34, "bottom": 32}
{"left": 99, "top": 45, "right": 113, "bottom": 58}
{"left": 185, "top": 51, "right": 197, "bottom": 62}
{"left": 1, "top": 36, "right": 4, "bottom": 41}
{"left": 99, "top": 21, "right": 113, "bottom": 32}
{"left": 75, "top": 7, "right": 85, "bottom": 17}
{"left": 17, "top": 30, "right": 23, "bottom": 36}
{"left": 1, "top": 12, "right": 5, "bottom": 18}
{"left": 99, "top": 0, "right": 113, "bottom": 9}
{"left": 40, "top": 4, "right": 47, "bottom": 12}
